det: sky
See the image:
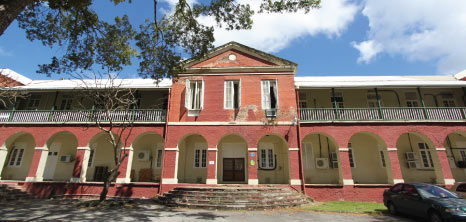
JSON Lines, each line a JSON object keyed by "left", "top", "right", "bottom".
{"left": 0, "top": 0, "right": 465, "bottom": 80}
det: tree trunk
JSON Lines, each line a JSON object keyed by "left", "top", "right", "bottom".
{"left": 0, "top": 0, "right": 35, "bottom": 36}
{"left": 99, "top": 168, "right": 120, "bottom": 202}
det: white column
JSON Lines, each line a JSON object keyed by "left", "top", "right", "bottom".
{"left": 77, "top": 147, "right": 91, "bottom": 183}
{"left": 0, "top": 147, "right": 8, "bottom": 180}
{"left": 28, "top": 147, "right": 49, "bottom": 182}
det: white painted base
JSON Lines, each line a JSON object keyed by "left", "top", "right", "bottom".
{"left": 25, "top": 177, "right": 36, "bottom": 182}
{"left": 162, "top": 178, "right": 178, "bottom": 184}
{"left": 248, "top": 179, "right": 259, "bottom": 185}
{"left": 206, "top": 179, "right": 217, "bottom": 184}
{"left": 343, "top": 179, "right": 354, "bottom": 186}
{"left": 393, "top": 179, "right": 404, "bottom": 184}
{"left": 290, "top": 179, "right": 302, "bottom": 185}
{"left": 115, "top": 177, "right": 131, "bottom": 183}
{"left": 70, "top": 177, "right": 81, "bottom": 183}
{"left": 444, "top": 179, "right": 456, "bottom": 185}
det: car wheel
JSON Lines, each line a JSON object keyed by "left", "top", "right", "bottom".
{"left": 387, "top": 202, "right": 397, "bottom": 215}
{"left": 429, "top": 211, "right": 443, "bottom": 222}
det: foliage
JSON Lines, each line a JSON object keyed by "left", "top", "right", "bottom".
{"left": 8, "top": 0, "right": 320, "bottom": 80}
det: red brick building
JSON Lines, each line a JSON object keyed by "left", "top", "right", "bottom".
{"left": 1, "top": 42, "right": 466, "bottom": 202}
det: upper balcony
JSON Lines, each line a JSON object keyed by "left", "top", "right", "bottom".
{"left": 297, "top": 82, "right": 466, "bottom": 122}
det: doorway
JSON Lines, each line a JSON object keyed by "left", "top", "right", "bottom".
{"left": 223, "top": 158, "right": 245, "bottom": 182}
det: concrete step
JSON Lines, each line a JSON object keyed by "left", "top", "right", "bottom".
{"left": 0, "top": 183, "right": 34, "bottom": 203}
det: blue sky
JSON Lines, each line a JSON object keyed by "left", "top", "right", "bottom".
{"left": 0, "top": 0, "right": 464, "bottom": 80}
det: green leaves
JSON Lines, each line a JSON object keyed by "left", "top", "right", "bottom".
{"left": 14, "top": 0, "right": 320, "bottom": 80}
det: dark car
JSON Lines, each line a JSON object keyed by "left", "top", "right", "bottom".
{"left": 384, "top": 183, "right": 466, "bottom": 222}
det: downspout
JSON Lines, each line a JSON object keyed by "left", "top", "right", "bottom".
{"left": 159, "top": 88, "right": 172, "bottom": 195}
{"left": 295, "top": 88, "right": 306, "bottom": 195}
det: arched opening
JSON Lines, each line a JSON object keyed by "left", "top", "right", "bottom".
{"left": 177, "top": 134, "right": 208, "bottom": 184}
{"left": 397, "top": 132, "right": 441, "bottom": 183}
{"left": 301, "top": 133, "right": 339, "bottom": 184}
{"left": 444, "top": 132, "right": 466, "bottom": 182}
{"left": 43, "top": 131, "right": 78, "bottom": 181}
{"left": 86, "top": 132, "right": 120, "bottom": 182}
{"left": 348, "top": 132, "right": 389, "bottom": 184}
{"left": 217, "top": 134, "right": 248, "bottom": 184}
{"left": 1, "top": 132, "right": 36, "bottom": 181}
{"left": 131, "top": 132, "right": 164, "bottom": 182}
{"left": 257, "top": 134, "right": 289, "bottom": 184}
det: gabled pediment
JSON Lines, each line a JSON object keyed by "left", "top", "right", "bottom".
{"left": 183, "top": 42, "right": 297, "bottom": 69}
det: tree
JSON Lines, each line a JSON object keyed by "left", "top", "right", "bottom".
{"left": 74, "top": 71, "right": 138, "bottom": 201}
{"left": 0, "top": 0, "right": 320, "bottom": 81}
{"left": 0, "top": 69, "right": 26, "bottom": 109}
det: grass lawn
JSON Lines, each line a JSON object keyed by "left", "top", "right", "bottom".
{"left": 302, "top": 201, "right": 388, "bottom": 215}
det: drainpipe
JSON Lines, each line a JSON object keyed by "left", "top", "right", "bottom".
{"left": 159, "top": 88, "right": 172, "bottom": 195}
{"left": 295, "top": 88, "right": 307, "bottom": 195}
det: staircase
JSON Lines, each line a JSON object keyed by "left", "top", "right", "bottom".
{"left": 0, "top": 183, "right": 34, "bottom": 202}
{"left": 158, "top": 186, "right": 310, "bottom": 210}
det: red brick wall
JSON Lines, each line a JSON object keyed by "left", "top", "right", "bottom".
{"left": 305, "top": 185, "right": 391, "bottom": 202}
{"left": 192, "top": 49, "right": 276, "bottom": 68}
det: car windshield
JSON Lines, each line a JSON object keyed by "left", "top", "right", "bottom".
{"left": 416, "top": 185, "right": 459, "bottom": 199}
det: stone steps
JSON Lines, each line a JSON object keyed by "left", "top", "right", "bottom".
{"left": 0, "top": 183, "right": 35, "bottom": 203}
{"left": 158, "top": 186, "right": 309, "bottom": 210}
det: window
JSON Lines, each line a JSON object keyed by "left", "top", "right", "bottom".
{"left": 299, "top": 93, "right": 308, "bottom": 108}
{"left": 441, "top": 94, "right": 456, "bottom": 107}
{"left": 224, "top": 80, "right": 241, "bottom": 109}
{"left": 194, "top": 149, "right": 207, "bottom": 168}
{"left": 88, "top": 148, "right": 95, "bottom": 167}
{"left": 8, "top": 147, "right": 25, "bottom": 167}
{"left": 331, "top": 92, "right": 344, "bottom": 108}
{"left": 405, "top": 92, "right": 419, "bottom": 107}
{"left": 348, "top": 143, "right": 355, "bottom": 168}
{"left": 260, "top": 143, "right": 275, "bottom": 169}
{"left": 391, "top": 184, "right": 403, "bottom": 193}
{"left": 156, "top": 148, "right": 163, "bottom": 168}
{"left": 59, "top": 94, "right": 73, "bottom": 110}
{"left": 379, "top": 150, "right": 386, "bottom": 168}
{"left": 418, "top": 143, "right": 434, "bottom": 168}
{"left": 302, "top": 142, "right": 314, "bottom": 169}
{"left": 460, "top": 150, "right": 466, "bottom": 161}
{"left": 185, "top": 80, "right": 204, "bottom": 111}
{"left": 27, "top": 95, "right": 41, "bottom": 110}
{"left": 367, "top": 93, "right": 382, "bottom": 108}
{"left": 261, "top": 80, "right": 278, "bottom": 109}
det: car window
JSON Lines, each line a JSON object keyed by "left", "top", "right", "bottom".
{"left": 457, "top": 184, "right": 466, "bottom": 192}
{"left": 391, "top": 184, "right": 403, "bottom": 193}
{"left": 403, "top": 185, "right": 418, "bottom": 195}
{"left": 417, "top": 184, "right": 458, "bottom": 199}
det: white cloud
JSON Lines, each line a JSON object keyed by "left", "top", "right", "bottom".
{"left": 353, "top": 0, "right": 466, "bottom": 74}
{"left": 351, "top": 40, "right": 381, "bottom": 63}
{"left": 0, "top": 47, "right": 12, "bottom": 57}
{"left": 161, "top": 0, "right": 358, "bottom": 53}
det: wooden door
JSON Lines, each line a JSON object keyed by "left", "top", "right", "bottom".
{"left": 223, "top": 158, "right": 245, "bottom": 182}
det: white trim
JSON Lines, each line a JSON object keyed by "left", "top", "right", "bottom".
{"left": 248, "top": 148, "right": 258, "bottom": 151}
{"left": 339, "top": 148, "right": 349, "bottom": 152}
{"left": 208, "top": 148, "right": 218, "bottom": 151}
{"left": 343, "top": 179, "right": 354, "bottom": 185}
{"left": 121, "top": 147, "right": 133, "bottom": 151}
{"left": 25, "top": 177, "right": 36, "bottom": 182}
{"left": 165, "top": 148, "right": 179, "bottom": 151}
{"left": 436, "top": 148, "right": 447, "bottom": 151}
{"left": 290, "top": 179, "right": 302, "bottom": 185}
{"left": 116, "top": 178, "right": 131, "bottom": 183}
{"left": 167, "top": 121, "right": 294, "bottom": 126}
{"left": 248, "top": 179, "right": 259, "bottom": 185}
{"left": 35, "top": 147, "right": 50, "bottom": 181}
{"left": 393, "top": 179, "right": 405, "bottom": 184}
{"left": 162, "top": 178, "right": 178, "bottom": 184}
{"left": 70, "top": 177, "right": 80, "bottom": 183}
{"left": 206, "top": 179, "right": 217, "bottom": 184}
{"left": 0, "top": 147, "right": 7, "bottom": 151}
{"left": 444, "top": 178, "right": 456, "bottom": 185}
{"left": 387, "top": 148, "right": 398, "bottom": 151}
{"left": 288, "top": 148, "right": 299, "bottom": 151}
{"left": 180, "top": 72, "right": 295, "bottom": 76}
{"left": 35, "top": 147, "right": 48, "bottom": 151}
{"left": 77, "top": 147, "right": 90, "bottom": 150}
{"left": 123, "top": 148, "right": 134, "bottom": 183}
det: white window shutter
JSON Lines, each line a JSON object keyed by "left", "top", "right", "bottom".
{"left": 224, "top": 81, "right": 233, "bottom": 109}
{"left": 200, "top": 80, "right": 205, "bottom": 109}
{"left": 261, "top": 80, "right": 270, "bottom": 109}
{"left": 185, "top": 79, "right": 191, "bottom": 109}
{"left": 274, "top": 79, "right": 278, "bottom": 108}
{"left": 238, "top": 80, "right": 241, "bottom": 107}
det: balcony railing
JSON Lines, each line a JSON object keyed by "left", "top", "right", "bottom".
{"left": 0, "top": 109, "right": 166, "bottom": 123}
{"left": 300, "top": 107, "right": 466, "bottom": 122}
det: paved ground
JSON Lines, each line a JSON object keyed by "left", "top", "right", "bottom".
{"left": 0, "top": 199, "right": 420, "bottom": 222}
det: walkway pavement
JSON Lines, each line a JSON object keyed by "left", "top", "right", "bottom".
{"left": 0, "top": 199, "right": 419, "bottom": 221}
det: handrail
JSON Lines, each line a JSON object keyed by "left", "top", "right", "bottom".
{"left": 0, "top": 109, "right": 167, "bottom": 123}
{"left": 300, "top": 107, "right": 466, "bottom": 121}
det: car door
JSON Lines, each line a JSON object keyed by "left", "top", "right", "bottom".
{"left": 399, "top": 184, "right": 428, "bottom": 217}
{"left": 386, "top": 184, "right": 404, "bottom": 211}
